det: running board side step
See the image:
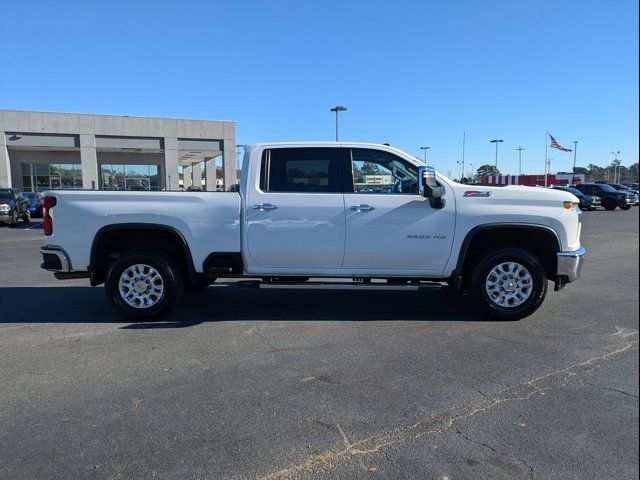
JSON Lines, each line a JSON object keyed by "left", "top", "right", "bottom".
{"left": 236, "top": 281, "right": 445, "bottom": 291}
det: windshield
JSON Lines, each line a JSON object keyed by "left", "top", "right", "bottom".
{"left": 566, "top": 187, "right": 584, "bottom": 197}
{"left": 599, "top": 184, "right": 617, "bottom": 193}
{"left": 0, "top": 190, "right": 12, "bottom": 201}
{"left": 23, "top": 192, "right": 37, "bottom": 199}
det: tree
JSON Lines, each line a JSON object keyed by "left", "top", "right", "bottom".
{"left": 476, "top": 164, "right": 500, "bottom": 177}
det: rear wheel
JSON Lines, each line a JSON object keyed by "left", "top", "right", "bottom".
{"left": 8, "top": 209, "right": 18, "bottom": 227}
{"left": 470, "top": 247, "right": 547, "bottom": 321}
{"left": 105, "top": 250, "right": 183, "bottom": 321}
{"left": 603, "top": 198, "right": 617, "bottom": 211}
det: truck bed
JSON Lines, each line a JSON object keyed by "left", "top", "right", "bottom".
{"left": 46, "top": 190, "right": 241, "bottom": 272}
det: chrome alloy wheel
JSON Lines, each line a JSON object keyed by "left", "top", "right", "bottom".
{"left": 118, "top": 264, "right": 164, "bottom": 309}
{"left": 485, "top": 262, "right": 533, "bottom": 308}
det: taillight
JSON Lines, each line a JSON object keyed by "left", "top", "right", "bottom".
{"left": 42, "top": 196, "right": 57, "bottom": 236}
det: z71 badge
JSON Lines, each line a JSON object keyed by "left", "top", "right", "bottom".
{"left": 463, "top": 190, "right": 492, "bottom": 197}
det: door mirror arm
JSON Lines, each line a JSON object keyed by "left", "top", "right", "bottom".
{"left": 418, "top": 166, "right": 446, "bottom": 209}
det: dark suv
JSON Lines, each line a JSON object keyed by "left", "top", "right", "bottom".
{"left": 0, "top": 188, "right": 31, "bottom": 226}
{"left": 608, "top": 184, "right": 639, "bottom": 206}
{"left": 552, "top": 186, "right": 600, "bottom": 211}
{"left": 574, "top": 183, "right": 634, "bottom": 211}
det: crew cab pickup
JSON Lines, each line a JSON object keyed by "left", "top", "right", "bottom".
{"left": 40, "top": 143, "right": 585, "bottom": 321}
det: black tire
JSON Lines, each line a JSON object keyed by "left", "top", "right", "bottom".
{"left": 470, "top": 247, "right": 548, "bottom": 321}
{"left": 620, "top": 205, "right": 632, "bottom": 211}
{"left": 603, "top": 198, "right": 617, "bottom": 211}
{"left": 8, "top": 209, "right": 18, "bottom": 228}
{"left": 187, "top": 277, "right": 216, "bottom": 291}
{"left": 105, "top": 250, "right": 183, "bottom": 321}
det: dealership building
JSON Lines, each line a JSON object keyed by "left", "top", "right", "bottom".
{"left": 0, "top": 109, "right": 237, "bottom": 192}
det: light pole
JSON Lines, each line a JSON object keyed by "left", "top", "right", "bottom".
{"left": 420, "top": 146, "right": 430, "bottom": 164}
{"left": 236, "top": 144, "right": 245, "bottom": 165}
{"left": 516, "top": 146, "right": 524, "bottom": 176}
{"left": 469, "top": 163, "right": 475, "bottom": 183}
{"left": 330, "top": 106, "right": 347, "bottom": 141}
{"left": 490, "top": 139, "right": 504, "bottom": 171}
{"left": 545, "top": 158, "right": 552, "bottom": 187}
{"left": 612, "top": 151, "right": 620, "bottom": 183}
{"left": 567, "top": 141, "right": 577, "bottom": 185}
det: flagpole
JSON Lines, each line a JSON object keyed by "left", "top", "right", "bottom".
{"left": 544, "top": 130, "right": 549, "bottom": 187}
{"left": 462, "top": 132, "right": 466, "bottom": 183}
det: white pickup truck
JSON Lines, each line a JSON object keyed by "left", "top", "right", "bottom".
{"left": 40, "top": 142, "right": 585, "bottom": 321}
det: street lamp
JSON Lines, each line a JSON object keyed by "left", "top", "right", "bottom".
{"left": 612, "top": 150, "right": 621, "bottom": 183}
{"left": 571, "top": 141, "right": 578, "bottom": 185}
{"left": 419, "top": 146, "right": 430, "bottom": 164}
{"left": 516, "top": 146, "right": 525, "bottom": 176}
{"left": 330, "top": 105, "right": 347, "bottom": 141}
{"left": 490, "top": 139, "right": 504, "bottom": 170}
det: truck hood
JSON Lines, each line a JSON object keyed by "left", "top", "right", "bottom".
{"left": 458, "top": 184, "right": 579, "bottom": 203}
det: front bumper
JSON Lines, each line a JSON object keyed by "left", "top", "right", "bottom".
{"left": 555, "top": 246, "right": 586, "bottom": 290}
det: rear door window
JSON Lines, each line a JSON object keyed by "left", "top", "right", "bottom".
{"left": 260, "top": 148, "right": 343, "bottom": 193}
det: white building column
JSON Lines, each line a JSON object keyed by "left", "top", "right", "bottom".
{"left": 204, "top": 157, "right": 217, "bottom": 191}
{"left": 164, "top": 137, "right": 179, "bottom": 191}
{"left": 80, "top": 134, "right": 98, "bottom": 190}
{"left": 192, "top": 162, "right": 202, "bottom": 190}
{"left": 0, "top": 131, "right": 11, "bottom": 188}
{"left": 183, "top": 165, "right": 193, "bottom": 188}
{"left": 222, "top": 147, "right": 237, "bottom": 190}
{"left": 222, "top": 122, "right": 237, "bottom": 190}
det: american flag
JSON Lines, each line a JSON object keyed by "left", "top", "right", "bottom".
{"left": 549, "top": 133, "right": 573, "bottom": 152}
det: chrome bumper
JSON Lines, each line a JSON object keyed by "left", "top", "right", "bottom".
{"left": 40, "top": 246, "right": 71, "bottom": 272}
{"left": 557, "top": 246, "right": 586, "bottom": 284}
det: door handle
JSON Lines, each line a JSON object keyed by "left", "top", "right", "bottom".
{"left": 350, "top": 204, "right": 375, "bottom": 212}
{"left": 252, "top": 203, "right": 278, "bottom": 211}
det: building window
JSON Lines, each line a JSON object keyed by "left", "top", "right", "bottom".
{"left": 20, "top": 163, "right": 82, "bottom": 192}
{"left": 100, "top": 164, "right": 160, "bottom": 191}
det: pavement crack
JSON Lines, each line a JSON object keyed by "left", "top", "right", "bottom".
{"left": 580, "top": 379, "right": 639, "bottom": 399}
{"left": 454, "top": 426, "right": 534, "bottom": 479}
{"left": 259, "top": 340, "right": 638, "bottom": 479}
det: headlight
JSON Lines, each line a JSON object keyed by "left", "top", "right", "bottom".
{"left": 0, "top": 203, "right": 9, "bottom": 211}
{"left": 563, "top": 201, "right": 579, "bottom": 210}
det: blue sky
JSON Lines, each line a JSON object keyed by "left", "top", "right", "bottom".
{"left": 1, "top": 0, "right": 638, "bottom": 176}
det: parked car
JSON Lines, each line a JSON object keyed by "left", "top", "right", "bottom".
{"left": 39, "top": 142, "right": 585, "bottom": 322}
{"left": 23, "top": 192, "right": 43, "bottom": 217}
{"left": 552, "top": 186, "right": 600, "bottom": 211}
{"left": 0, "top": 188, "right": 31, "bottom": 226}
{"left": 607, "top": 183, "right": 639, "bottom": 206}
{"left": 574, "top": 183, "right": 635, "bottom": 210}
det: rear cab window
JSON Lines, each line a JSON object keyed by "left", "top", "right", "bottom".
{"left": 260, "top": 147, "right": 343, "bottom": 193}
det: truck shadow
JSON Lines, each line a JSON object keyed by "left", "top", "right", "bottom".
{"left": 0, "top": 282, "right": 489, "bottom": 328}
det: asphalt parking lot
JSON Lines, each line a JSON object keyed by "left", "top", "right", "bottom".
{"left": 0, "top": 210, "right": 638, "bottom": 480}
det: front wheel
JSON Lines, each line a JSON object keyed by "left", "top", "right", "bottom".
{"left": 470, "top": 247, "right": 548, "bottom": 321}
{"left": 621, "top": 205, "right": 632, "bottom": 211}
{"left": 603, "top": 198, "right": 617, "bottom": 211}
{"left": 105, "top": 250, "right": 183, "bottom": 321}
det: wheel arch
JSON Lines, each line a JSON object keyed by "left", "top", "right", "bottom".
{"left": 452, "top": 223, "right": 561, "bottom": 291}
{"left": 89, "top": 223, "right": 196, "bottom": 286}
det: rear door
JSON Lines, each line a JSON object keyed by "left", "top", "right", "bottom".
{"left": 244, "top": 147, "right": 346, "bottom": 271}
{"left": 342, "top": 148, "right": 456, "bottom": 275}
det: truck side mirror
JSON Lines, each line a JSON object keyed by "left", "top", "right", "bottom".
{"left": 418, "top": 166, "right": 446, "bottom": 209}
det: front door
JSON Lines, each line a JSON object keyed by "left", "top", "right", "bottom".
{"left": 244, "top": 147, "right": 346, "bottom": 272}
{"left": 342, "top": 148, "right": 456, "bottom": 276}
